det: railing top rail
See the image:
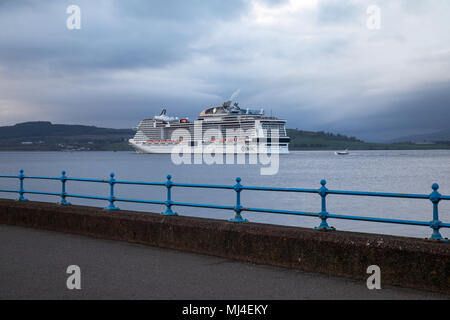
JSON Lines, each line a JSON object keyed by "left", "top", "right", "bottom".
{"left": 66, "top": 177, "right": 109, "bottom": 183}
{"left": 23, "top": 176, "right": 61, "bottom": 181}
{"left": 172, "top": 183, "right": 234, "bottom": 190}
{"left": 115, "top": 180, "right": 165, "bottom": 186}
{"left": 241, "top": 186, "right": 318, "bottom": 193}
{"left": 326, "top": 190, "right": 431, "bottom": 200}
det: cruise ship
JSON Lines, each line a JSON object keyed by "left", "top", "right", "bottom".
{"left": 129, "top": 101, "right": 290, "bottom": 154}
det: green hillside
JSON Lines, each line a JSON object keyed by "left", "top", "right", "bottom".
{"left": 287, "top": 129, "right": 450, "bottom": 150}
{"left": 0, "top": 121, "right": 134, "bottom": 151}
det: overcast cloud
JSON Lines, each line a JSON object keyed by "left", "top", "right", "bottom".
{"left": 0, "top": 0, "right": 449, "bottom": 141}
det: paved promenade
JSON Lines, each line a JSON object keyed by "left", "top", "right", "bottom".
{"left": 0, "top": 224, "right": 447, "bottom": 300}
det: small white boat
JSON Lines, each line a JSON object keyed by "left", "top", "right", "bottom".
{"left": 335, "top": 149, "right": 349, "bottom": 155}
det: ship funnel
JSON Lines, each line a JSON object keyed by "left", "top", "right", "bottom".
{"left": 223, "top": 101, "right": 232, "bottom": 108}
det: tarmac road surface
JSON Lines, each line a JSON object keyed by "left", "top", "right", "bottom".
{"left": 0, "top": 224, "right": 448, "bottom": 300}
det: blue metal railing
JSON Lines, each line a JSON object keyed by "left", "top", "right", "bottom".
{"left": 0, "top": 169, "right": 449, "bottom": 241}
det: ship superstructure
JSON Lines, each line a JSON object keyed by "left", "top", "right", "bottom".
{"left": 129, "top": 101, "right": 290, "bottom": 154}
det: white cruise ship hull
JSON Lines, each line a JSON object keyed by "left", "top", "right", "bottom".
{"left": 129, "top": 140, "right": 289, "bottom": 154}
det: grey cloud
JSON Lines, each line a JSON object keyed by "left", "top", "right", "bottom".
{"left": 0, "top": 0, "right": 249, "bottom": 73}
{"left": 113, "top": 0, "right": 250, "bottom": 21}
{"left": 316, "top": 0, "right": 362, "bottom": 25}
{"left": 322, "top": 82, "right": 450, "bottom": 141}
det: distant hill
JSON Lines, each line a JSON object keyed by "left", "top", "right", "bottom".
{"left": 288, "top": 129, "right": 363, "bottom": 149}
{"left": 0, "top": 121, "right": 134, "bottom": 151}
{"left": 287, "top": 129, "right": 450, "bottom": 150}
{"left": 0, "top": 121, "right": 133, "bottom": 138}
{"left": 0, "top": 121, "right": 449, "bottom": 151}
{"left": 388, "top": 129, "right": 450, "bottom": 144}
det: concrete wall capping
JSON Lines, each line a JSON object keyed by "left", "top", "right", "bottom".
{"left": 0, "top": 199, "right": 448, "bottom": 294}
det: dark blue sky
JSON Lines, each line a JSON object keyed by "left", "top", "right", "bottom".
{"left": 0, "top": 0, "right": 449, "bottom": 141}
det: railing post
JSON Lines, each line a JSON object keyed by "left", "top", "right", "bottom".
{"left": 314, "top": 179, "right": 335, "bottom": 231}
{"left": 60, "top": 170, "right": 70, "bottom": 205}
{"left": 428, "top": 183, "right": 447, "bottom": 241}
{"left": 162, "top": 175, "right": 177, "bottom": 215}
{"left": 17, "top": 169, "right": 28, "bottom": 201}
{"left": 105, "top": 173, "right": 119, "bottom": 210}
{"left": 230, "top": 177, "right": 248, "bottom": 223}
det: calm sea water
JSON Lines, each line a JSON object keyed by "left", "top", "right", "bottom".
{"left": 0, "top": 150, "right": 449, "bottom": 239}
